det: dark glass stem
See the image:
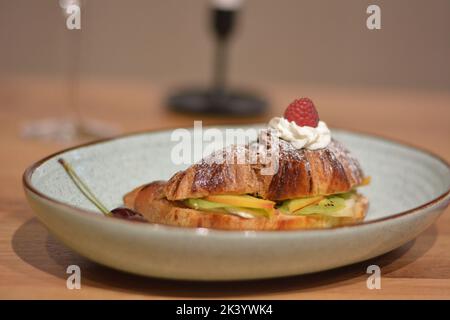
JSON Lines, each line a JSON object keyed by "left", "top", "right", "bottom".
{"left": 213, "top": 38, "right": 227, "bottom": 91}
{"left": 211, "top": 8, "right": 236, "bottom": 91}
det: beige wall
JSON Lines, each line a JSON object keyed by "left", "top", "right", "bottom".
{"left": 1, "top": 0, "right": 449, "bottom": 90}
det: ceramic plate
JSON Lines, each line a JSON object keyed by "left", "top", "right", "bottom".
{"left": 23, "top": 126, "right": 450, "bottom": 280}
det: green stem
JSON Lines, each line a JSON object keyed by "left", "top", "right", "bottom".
{"left": 58, "top": 158, "right": 111, "bottom": 216}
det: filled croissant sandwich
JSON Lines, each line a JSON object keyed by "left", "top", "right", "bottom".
{"left": 124, "top": 98, "right": 369, "bottom": 230}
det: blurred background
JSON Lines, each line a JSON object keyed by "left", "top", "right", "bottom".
{"left": 0, "top": 0, "right": 449, "bottom": 147}
{"left": 2, "top": 0, "right": 449, "bottom": 89}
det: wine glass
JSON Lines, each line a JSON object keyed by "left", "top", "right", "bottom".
{"left": 167, "top": 0, "right": 267, "bottom": 116}
{"left": 21, "top": 0, "right": 120, "bottom": 143}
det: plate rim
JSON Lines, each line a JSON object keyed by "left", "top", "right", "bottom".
{"left": 22, "top": 124, "right": 450, "bottom": 234}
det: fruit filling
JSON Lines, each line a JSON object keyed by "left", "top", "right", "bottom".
{"left": 184, "top": 195, "right": 275, "bottom": 219}
{"left": 183, "top": 191, "right": 360, "bottom": 219}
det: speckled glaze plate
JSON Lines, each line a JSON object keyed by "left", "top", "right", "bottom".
{"left": 23, "top": 126, "right": 450, "bottom": 281}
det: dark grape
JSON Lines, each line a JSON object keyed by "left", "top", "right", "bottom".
{"left": 110, "top": 207, "right": 147, "bottom": 223}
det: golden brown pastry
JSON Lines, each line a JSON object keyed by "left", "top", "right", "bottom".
{"left": 123, "top": 98, "right": 369, "bottom": 230}
{"left": 164, "top": 139, "right": 364, "bottom": 201}
{"left": 123, "top": 139, "right": 368, "bottom": 230}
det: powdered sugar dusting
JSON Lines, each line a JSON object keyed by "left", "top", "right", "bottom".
{"left": 326, "top": 139, "right": 364, "bottom": 183}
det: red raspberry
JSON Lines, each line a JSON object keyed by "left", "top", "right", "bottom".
{"left": 284, "top": 98, "right": 319, "bottom": 127}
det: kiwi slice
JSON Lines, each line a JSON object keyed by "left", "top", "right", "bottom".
{"left": 335, "top": 191, "right": 356, "bottom": 200}
{"left": 294, "top": 196, "right": 346, "bottom": 215}
{"left": 278, "top": 196, "right": 324, "bottom": 213}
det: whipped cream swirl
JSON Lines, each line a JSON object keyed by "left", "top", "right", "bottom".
{"left": 268, "top": 117, "right": 331, "bottom": 150}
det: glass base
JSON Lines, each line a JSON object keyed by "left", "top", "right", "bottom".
{"left": 167, "top": 88, "right": 267, "bottom": 116}
{"left": 21, "top": 118, "right": 121, "bottom": 143}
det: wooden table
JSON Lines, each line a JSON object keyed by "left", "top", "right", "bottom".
{"left": 1, "top": 76, "right": 449, "bottom": 299}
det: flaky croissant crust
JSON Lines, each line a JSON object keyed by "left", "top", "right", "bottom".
{"left": 164, "top": 139, "right": 364, "bottom": 201}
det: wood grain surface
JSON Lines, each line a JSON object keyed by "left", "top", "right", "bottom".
{"left": 0, "top": 76, "right": 449, "bottom": 299}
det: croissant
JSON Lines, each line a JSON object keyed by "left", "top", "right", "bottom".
{"left": 123, "top": 138, "right": 369, "bottom": 230}
{"left": 164, "top": 139, "right": 364, "bottom": 201}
